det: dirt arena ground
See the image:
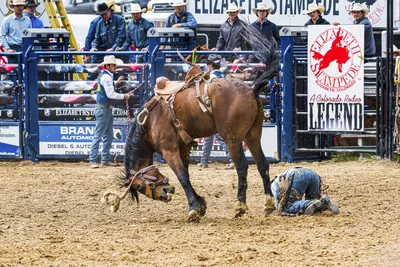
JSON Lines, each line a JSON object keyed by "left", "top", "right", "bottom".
{"left": 1, "top": 160, "right": 400, "bottom": 266}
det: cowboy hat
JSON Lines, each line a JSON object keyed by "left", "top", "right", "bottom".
{"left": 100, "top": 55, "right": 123, "bottom": 65}
{"left": 25, "top": 0, "right": 39, "bottom": 7}
{"left": 349, "top": 3, "right": 369, "bottom": 16}
{"left": 97, "top": 2, "right": 112, "bottom": 15}
{"left": 169, "top": 0, "right": 187, "bottom": 7}
{"left": 10, "top": 0, "right": 27, "bottom": 6}
{"left": 252, "top": 2, "right": 273, "bottom": 15}
{"left": 302, "top": 3, "right": 325, "bottom": 15}
{"left": 105, "top": 0, "right": 121, "bottom": 13}
{"left": 206, "top": 54, "right": 222, "bottom": 68}
{"left": 226, "top": 3, "right": 242, "bottom": 13}
{"left": 129, "top": 3, "right": 146, "bottom": 13}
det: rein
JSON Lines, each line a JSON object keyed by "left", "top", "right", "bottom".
{"left": 102, "top": 165, "right": 168, "bottom": 212}
{"left": 129, "top": 165, "right": 169, "bottom": 190}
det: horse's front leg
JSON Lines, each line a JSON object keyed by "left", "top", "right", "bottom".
{"left": 163, "top": 149, "right": 207, "bottom": 223}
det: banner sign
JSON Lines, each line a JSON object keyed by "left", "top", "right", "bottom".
{"left": 307, "top": 25, "right": 364, "bottom": 132}
{"left": 0, "top": 124, "right": 20, "bottom": 157}
{"left": 189, "top": 0, "right": 387, "bottom": 28}
{"left": 39, "top": 124, "right": 127, "bottom": 156}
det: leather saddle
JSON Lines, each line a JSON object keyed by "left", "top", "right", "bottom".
{"left": 154, "top": 77, "right": 185, "bottom": 96}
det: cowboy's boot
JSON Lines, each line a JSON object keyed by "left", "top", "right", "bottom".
{"left": 304, "top": 199, "right": 322, "bottom": 216}
{"left": 320, "top": 195, "right": 340, "bottom": 214}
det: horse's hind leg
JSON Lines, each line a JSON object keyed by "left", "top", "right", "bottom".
{"left": 245, "top": 109, "right": 275, "bottom": 215}
{"left": 245, "top": 138, "right": 275, "bottom": 215}
{"left": 226, "top": 141, "right": 249, "bottom": 218}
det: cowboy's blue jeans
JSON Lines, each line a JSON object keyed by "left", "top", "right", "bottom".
{"left": 89, "top": 105, "right": 114, "bottom": 164}
{"left": 200, "top": 134, "right": 232, "bottom": 165}
{"left": 285, "top": 168, "right": 321, "bottom": 214}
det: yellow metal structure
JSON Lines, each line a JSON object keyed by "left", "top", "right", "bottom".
{"left": 42, "top": 0, "right": 86, "bottom": 80}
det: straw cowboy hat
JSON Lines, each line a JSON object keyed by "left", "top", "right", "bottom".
{"left": 129, "top": 3, "right": 146, "bottom": 13}
{"left": 252, "top": 3, "right": 273, "bottom": 15}
{"left": 25, "top": 0, "right": 40, "bottom": 7}
{"left": 100, "top": 55, "right": 123, "bottom": 65}
{"left": 169, "top": 0, "right": 187, "bottom": 7}
{"left": 105, "top": 0, "right": 121, "bottom": 13}
{"left": 349, "top": 3, "right": 369, "bottom": 15}
{"left": 10, "top": 0, "right": 27, "bottom": 6}
{"left": 302, "top": 3, "right": 325, "bottom": 15}
{"left": 226, "top": 3, "right": 242, "bottom": 13}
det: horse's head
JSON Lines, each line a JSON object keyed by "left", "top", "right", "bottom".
{"left": 129, "top": 165, "right": 175, "bottom": 202}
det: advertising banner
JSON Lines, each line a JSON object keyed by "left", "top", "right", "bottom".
{"left": 307, "top": 25, "right": 364, "bottom": 132}
{"left": 0, "top": 124, "right": 20, "bottom": 157}
{"left": 189, "top": 0, "right": 387, "bottom": 28}
{"left": 39, "top": 124, "right": 127, "bottom": 156}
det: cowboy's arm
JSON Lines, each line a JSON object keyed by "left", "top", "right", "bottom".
{"left": 181, "top": 13, "right": 197, "bottom": 29}
{"left": 113, "top": 17, "right": 126, "bottom": 50}
{"left": 101, "top": 74, "right": 125, "bottom": 100}
{"left": 272, "top": 24, "right": 280, "bottom": 46}
{"left": 216, "top": 26, "right": 226, "bottom": 51}
{"left": 91, "top": 22, "right": 101, "bottom": 50}
{"left": 0, "top": 19, "right": 10, "bottom": 50}
{"left": 85, "top": 18, "right": 99, "bottom": 51}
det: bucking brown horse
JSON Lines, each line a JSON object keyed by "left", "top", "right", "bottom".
{"left": 103, "top": 33, "right": 280, "bottom": 222}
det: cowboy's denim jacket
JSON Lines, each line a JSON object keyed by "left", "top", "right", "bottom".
{"left": 121, "top": 17, "right": 154, "bottom": 50}
{"left": 92, "top": 14, "right": 126, "bottom": 51}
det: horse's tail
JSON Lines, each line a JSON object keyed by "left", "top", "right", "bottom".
{"left": 238, "top": 22, "right": 280, "bottom": 94}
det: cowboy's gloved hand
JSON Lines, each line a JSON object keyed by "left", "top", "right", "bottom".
{"left": 115, "top": 47, "right": 122, "bottom": 51}
{"left": 90, "top": 48, "right": 98, "bottom": 52}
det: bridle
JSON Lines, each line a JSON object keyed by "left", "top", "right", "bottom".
{"left": 129, "top": 165, "right": 169, "bottom": 199}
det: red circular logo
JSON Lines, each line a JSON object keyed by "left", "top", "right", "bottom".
{"left": 309, "top": 27, "right": 363, "bottom": 92}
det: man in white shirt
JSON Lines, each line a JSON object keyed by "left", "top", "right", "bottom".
{"left": 89, "top": 55, "right": 130, "bottom": 168}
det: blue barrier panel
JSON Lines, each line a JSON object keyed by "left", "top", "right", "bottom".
{"left": 0, "top": 52, "right": 23, "bottom": 159}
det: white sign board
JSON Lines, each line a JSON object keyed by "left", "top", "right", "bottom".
{"left": 0, "top": 125, "right": 20, "bottom": 156}
{"left": 39, "top": 124, "right": 126, "bottom": 156}
{"left": 307, "top": 25, "right": 364, "bottom": 132}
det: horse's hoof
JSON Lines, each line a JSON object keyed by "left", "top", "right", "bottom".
{"left": 197, "top": 197, "right": 207, "bottom": 217}
{"left": 264, "top": 195, "right": 276, "bottom": 216}
{"left": 234, "top": 200, "right": 248, "bottom": 218}
{"left": 188, "top": 210, "right": 200, "bottom": 223}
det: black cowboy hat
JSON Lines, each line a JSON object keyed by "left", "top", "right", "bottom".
{"left": 206, "top": 54, "right": 222, "bottom": 68}
{"left": 25, "top": 0, "right": 40, "bottom": 7}
{"left": 97, "top": 2, "right": 112, "bottom": 15}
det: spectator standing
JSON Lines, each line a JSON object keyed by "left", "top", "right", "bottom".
{"left": 251, "top": 3, "right": 280, "bottom": 46}
{"left": 88, "top": 2, "right": 126, "bottom": 80}
{"left": 120, "top": 3, "right": 154, "bottom": 63}
{"left": 89, "top": 55, "right": 130, "bottom": 168}
{"left": 197, "top": 54, "right": 235, "bottom": 170}
{"left": 83, "top": 0, "right": 121, "bottom": 62}
{"left": 215, "top": 3, "right": 249, "bottom": 61}
{"left": 332, "top": 3, "right": 376, "bottom": 57}
{"left": 0, "top": 0, "right": 32, "bottom": 63}
{"left": 25, "top": 0, "right": 44, "bottom": 29}
{"left": 349, "top": 3, "right": 376, "bottom": 57}
{"left": 303, "top": 4, "right": 330, "bottom": 26}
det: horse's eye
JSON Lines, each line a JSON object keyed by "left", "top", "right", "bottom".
{"left": 137, "top": 184, "right": 143, "bottom": 191}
